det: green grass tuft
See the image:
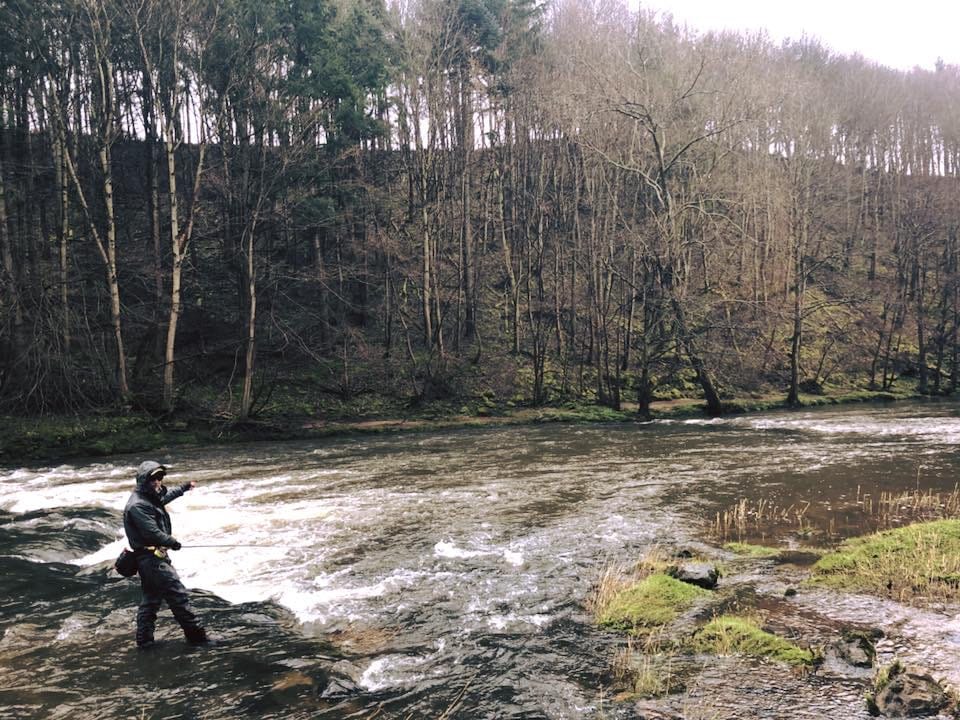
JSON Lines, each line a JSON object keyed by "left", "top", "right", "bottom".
{"left": 691, "top": 615, "right": 816, "bottom": 666}
{"left": 597, "top": 573, "right": 710, "bottom": 633}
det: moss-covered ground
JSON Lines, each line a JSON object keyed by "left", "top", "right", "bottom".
{"left": 691, "top": 615, "right": 817, "bottom": 666}
{"left": 723, "top": 542, "right": 784, "bottom": 558}
{"left": 596, "top": 573, "right": 710, "bottom": 634}
{"left": 811, "top": 519, "right": 960, "bottom": 602}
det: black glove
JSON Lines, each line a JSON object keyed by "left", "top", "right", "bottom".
{"left": 168, "top": 539, "right": 182, "bottom": 551}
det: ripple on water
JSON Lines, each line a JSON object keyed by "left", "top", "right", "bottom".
{"left": 792, "top": 588, "right": 960, "bottom": 688}
{"left": 646, "top": 656, "right": 876, "bottom": 720}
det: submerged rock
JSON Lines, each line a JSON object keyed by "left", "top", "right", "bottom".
{"left": 821, "top": 629, "right": 881, "bottom": 681}
{"left": 869, "top": 662, "right": 951, "bottom": 717}
{"left": 320, "top": 661, "right": 364, "bottom": 699}
{"left": 835, "top": 629, "right": 881, "bottom": 669}
{"left": 0, "top": 507, "right": 122, "bottom": 562}
{"left": 328, "top": 659, "right": 365, "bottom": 687}
{"left": 271, "top": 670, "right": 315, "bottom": 693}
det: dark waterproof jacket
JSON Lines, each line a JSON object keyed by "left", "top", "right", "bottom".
{"left": 123, "top": 460, "right": 190, "bottom": 550}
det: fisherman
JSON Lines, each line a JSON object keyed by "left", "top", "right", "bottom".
{"left": 124, "top": 460, "right": 208, "bottom": 648}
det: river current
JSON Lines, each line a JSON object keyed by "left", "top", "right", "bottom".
{"left": 3, "top": 401, "right": 960, "bottom": 718}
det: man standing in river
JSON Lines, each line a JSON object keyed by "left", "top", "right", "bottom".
{"left": 124, "top": 460, "right": 208, "bottom": 648}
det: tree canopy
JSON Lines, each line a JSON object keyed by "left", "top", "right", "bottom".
{"left": 1, "top": 0, "right": 959, "bottom": 418}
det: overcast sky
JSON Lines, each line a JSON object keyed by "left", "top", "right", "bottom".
{"left": 637, "top": 1, "right": 960, "bottom": 71}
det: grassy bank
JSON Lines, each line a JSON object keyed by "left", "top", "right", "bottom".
{"left": 811, "top": 519, "right": 960, "bottom": 603}
{"left": 0, "top": 386, "right": 928, "bottom": 467}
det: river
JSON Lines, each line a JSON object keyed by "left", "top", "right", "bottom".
{"left": 2, "top": 401, "right": 960, "bottom": 719}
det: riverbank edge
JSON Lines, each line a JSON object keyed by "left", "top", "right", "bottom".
{"left": 0, "top": 387, "right": 931, "bottom": 467}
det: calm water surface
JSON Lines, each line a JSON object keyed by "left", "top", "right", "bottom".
{"left": 3, "top": 401, "right": 960, "bottom": 718}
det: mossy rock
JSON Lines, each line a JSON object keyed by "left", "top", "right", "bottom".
{"left": 597, "top": 573, "right": 710, "bottom": 634}
{"left": 868, "top": 661, "right": 952, "bottom": 717}
{"left": 691, "top": 615, "right": 816, "bottom": 666}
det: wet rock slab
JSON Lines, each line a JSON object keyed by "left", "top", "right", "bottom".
{"left": 0, "top": 551, "right": 372, "bottom": 720}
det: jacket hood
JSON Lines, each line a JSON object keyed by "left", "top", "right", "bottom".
{"left": 136, "top": 460, "right": 166, "bottom": 489}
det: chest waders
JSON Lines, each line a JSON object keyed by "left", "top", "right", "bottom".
{"left": 135, "top": 551, "right": 207, "bottom": 647}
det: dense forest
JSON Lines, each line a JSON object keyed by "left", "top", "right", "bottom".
{"left": 2, "top": 0, "right": 960, "bottom": 422}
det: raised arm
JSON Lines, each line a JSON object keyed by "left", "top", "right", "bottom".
{"left": 162, "top": 481, "right": 196, "bottom": 506}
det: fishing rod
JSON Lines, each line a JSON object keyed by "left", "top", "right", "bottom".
{"left": 181, "top": 544, "right": 274, "bottom": 548}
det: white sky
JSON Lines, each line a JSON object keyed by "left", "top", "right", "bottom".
{"left": 638, "top": 1, "right": 960, "bottom": 71}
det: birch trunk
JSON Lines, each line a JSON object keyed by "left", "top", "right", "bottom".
{"left": 99, "top": 136, "right": 129, "bottom": 397}
{"left": 161, "top": 137, "right": 181, "bottom": 412}
{"left": 240, "top": 217, "right": 258, "bottom": 420}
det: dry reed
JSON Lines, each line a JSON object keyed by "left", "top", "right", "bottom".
{"left": 714, "top": 498, "right": 811, "bottom": 542}
{"left": 714, "top": 482, "right": 960, "bottom": 544}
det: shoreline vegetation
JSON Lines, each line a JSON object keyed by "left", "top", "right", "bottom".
{"left": 0, "top": 385, "right": 929, "bottom": 466}
{"left": 593, "top": 485, "right": 960, "bottom": 708}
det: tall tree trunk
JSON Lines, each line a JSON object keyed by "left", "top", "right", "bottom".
{"left": 99, "top": 137, "right": 129, "bottom": 398}
{"left": 144, "top": 78, "right": 163, "bottom": 315}
{"left": 0, "top": 160, "right": 23, "bottom": 340}
{"left": 671, "top": 295, "right": 722, "bottom": 415}
{"left": 787, "top": 263, "right": 803, "bottom": 407}
{"left": 53, "top": 127, "right": 71, "bottom": 350}
{"left": 622, "top": 249, "right": 637, "bottom": 371}
{"left": 57, "top": 11, "right": 130, "bottom": 400}
{"left": 570, "top": 153, "right": 580, "bottom": 392}
{"left": 636, "top": 283, "right": 652, "bottom": 419}
{"left": 951, "top": 299, "right": 959, "bottom": 394}
{"left": 25, "top": 113, "right": 44, "bottom": 293}
{"left": 132, "top": 0, "right": 217, "bottom": 410}
{"left": 161, "top": 137, "right": 182, "bottom": 412}
{"left": 160, "top": 121, "right": 211, "bottom": 414}
{"left": 421, "top": 201, "right": 433, "bottom": 348}
{"left": 916, "top": 262, "right": 928, "bottom": 394}
{"left": 462, "top": 161, "right": 475, "bottom": 340}
{"left": 240, "top": 218, "right": 258, "bottom": 420}
{"left": 787, "top": 201, "right": 806, "bottom": 407}
{"left": 460, "top": 71, "right": 476, "bottom": 341}
{"left": 498, "top": 171, "right": 520, "bottom": 354}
